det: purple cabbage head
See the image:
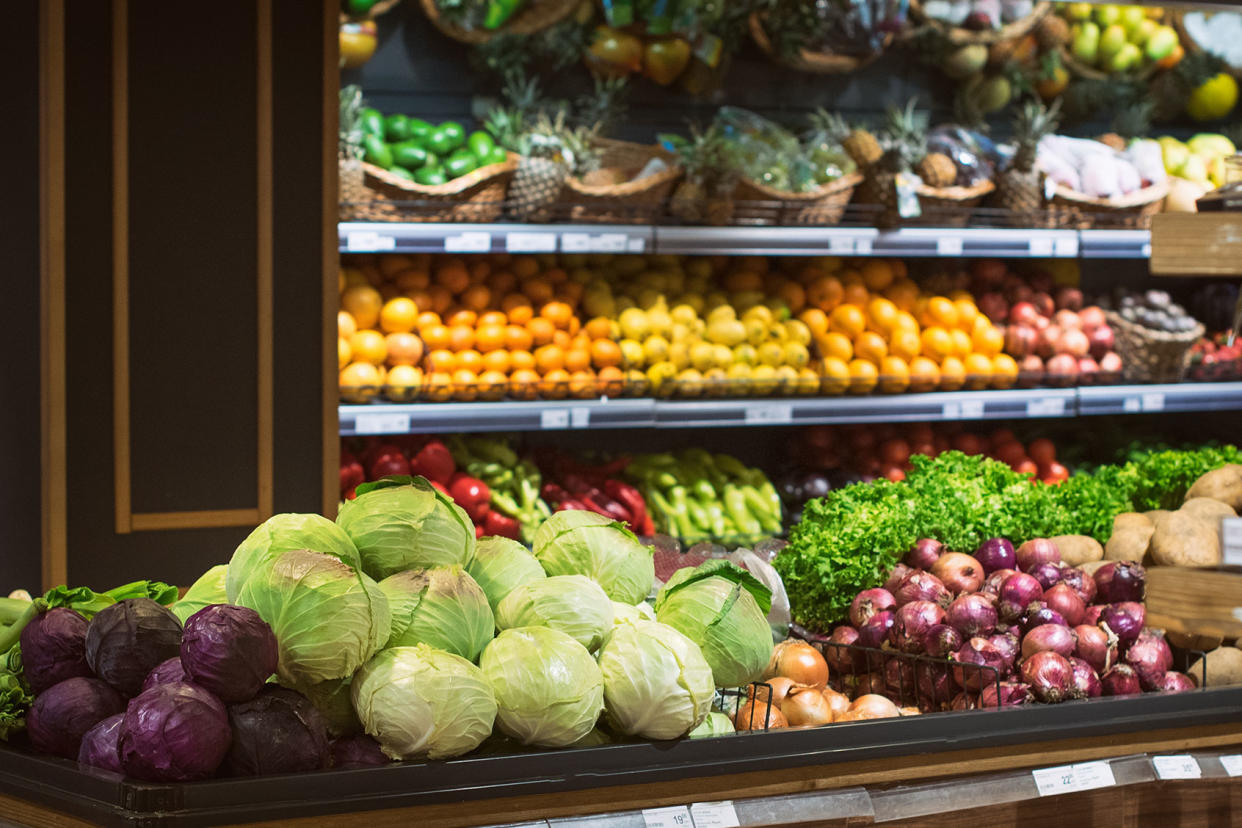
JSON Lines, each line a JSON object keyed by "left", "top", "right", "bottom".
{"left": 331, "top": 734, "right": 391, "bottom": 768}
{"left": 180, "top": 605, "right": 278, "bottom": 703}
{"left": 85, "top": 599, "right": 183, "bottom": 697}
{"left": 77, "top": 713, "right": 124, "bottom": 772}
{"left": 20, "top": 608, "right": 92, "bottom": 695}
{"left": 142, "top": 657, "right": 188, "bottom": 692}
{"left": 118, "top": 682, "right": 231, "bottom": 782}
{"left": 27, "top": 677, "right": 125, "bottom": 759}
{"left": 223, "top": 687, "right": 329, "bottom": 776}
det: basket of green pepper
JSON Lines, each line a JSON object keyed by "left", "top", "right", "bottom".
{"left": 420, "top": 0, "right": 581, "bottom": 44}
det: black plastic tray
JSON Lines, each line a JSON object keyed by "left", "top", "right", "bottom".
{"left": 4, "top": 687, "right": 1242, "bottom": 827}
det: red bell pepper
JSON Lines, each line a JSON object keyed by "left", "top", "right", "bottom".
{"left": 482, "top": 509, "right": 521, "bottom": 540}
{"left": 409, "top": 439, "right": 456, "bottom": 485}
{"left": 604, "top": 479, "right": 653, "bottom": 536}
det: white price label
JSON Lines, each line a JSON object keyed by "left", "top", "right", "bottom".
{"left": 561, "top": 232, "right": 630, "bottom": 253}
{"left": 505, "top": 232, "right": 557, "bottom": 253}
{"left": 1026, "top": 397, "right": 1067, "bottom": 417}
{"left": 1032, "top": 761, "right": 1116, "bottom": 796}
{"left": 1123, "top": 396, "right": 1142, "bottom": 413}
{"left": 643, "top": 806, "right": 693, "bottom": 828}
{"left": 1054, "top": 236, "right": 1079, "bottom": 258}
{"left": 942, "top": 401, "right": 962, "bottom": 420}
{"left": 627, "top": 236, "right": 647, "bottom": 252}
{"left": 443, "top": 232, "right": 492, "bottom": 253}
{"left": 352, "top": 413, "right": 411, "bottom": 435}
{"left": 744, "top": 403, "right": 793, "bottom": 424}
{"left": 828, "top": 236, "right": 856, "bottom": 254}
{"left": 570, "top": 406, "right": 591, "bottom": 428}
{"left": 937, "top": 237, "right": 963, "bottom": 256}
{"left": 1154, "top": 755, "right": 1201, "bottom": 780}
{"left": 855, "top": 237, "right": 873, "bottom": 255}
{"left": 1219, "top": 754, "right": 1242, "bottom": 776}
{"left": 1028, "top": 238, "right": 1054, "bottom": 257}
{"left": 961, "top": 399, "right": 984, "bottom": 419}
{"left": 1222, "top": 518, "right": 1242, "bottom": 567}
{"left": 540, "top": 409, "right": 570, "bottom": 429}
{"left": 345, "top": 231, "right": 396, "bottom": 252}
{"left": 1142, "top": 393, "right": 1165, "bottom": 412}
{"left": 690, "top": 801, "right": 740, "bottom": 828}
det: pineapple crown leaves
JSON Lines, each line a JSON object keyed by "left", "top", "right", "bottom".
{"left": 1037, "top": 48, "right": 1064, "bottom": 81}
{"left": 808, "top": 108, "right": 854, "bottom": 143}
{"left": 1010, "top": 97, "right": 1060, "bottom": 171}
{"left": 880, "top": 98, "right": 929, "bottom": 164}
{"left": 662, "top": 122, "right": 740, "bottom": 183}
{"left": 471, "top": 18, "right": 592, "bottom": 78}
{"left": 338, "top": 84, "right": 365, "bottom": 159}
{"left": 1171, "top": 51, "right": 1229, "bottom": 92}
{"left": 952, "top": 86, "right": 987, "bottom": 133}
{"left": 1110, "top": 101, "right": 1154, "bottom": 141}
{"left": 573, "top": 76, "right": 628, "bottom": 135}
{"left": 514, "top": 110, "right": 601, "bottom": 177}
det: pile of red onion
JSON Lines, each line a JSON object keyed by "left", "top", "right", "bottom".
{"left": 821, "top": 538, "right": 1194, "bottom": 713}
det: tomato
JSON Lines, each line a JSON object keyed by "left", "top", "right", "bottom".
{"left": 642, "top": 38, "right": 691, "bottom": 86}
{"left": 994, "top": 441, "right": 1027, "bottom": 466}
{"left": 1015, "top": 459, "right": 1039, "bottom": 478}
{"left": 989, "top": 427, "right": 1016, "bottom": 447}
{"left": 951, "top": 432, "right": 985, "bottom": 456}
{"left": 880, "top": 438, "right": 911, "bottom": 466}
{"left": 1028, "top": 438, "right": 1057, "bottom": 466}
{"left": 1041, "top": 461, "right": 1070, "bottom": 484}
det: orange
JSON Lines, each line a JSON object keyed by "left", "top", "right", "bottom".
{"left": 435, "top": 262, "right": 470, "bottom": 293}
{"left": 877, "top": 356, "right": 910, "bottom": 394}
{"left": 349, "top": 330, "right": 387, "bottom": 365}
{"left": 528, "top": 317, "right": 555, "bottom": 347}
{"left": 565, "top": 314, "right": 582, "bottom": 336}
{"left": 920, "top": 327, "right": 953, "bottom": 362}
{"left": 569, "top": 370, "right": 598, "bottom": 399}
{"left": 426, "top": 285, "right": 453, "bottom": 315}
{"left": 891, "top": 259, "right": 908, "bottom": 280}
{"left": 841, "top": 282, "right": 870, "bottom": 308}
{"left": 889, "top": 328, "right": 921, "bottom": 362}
{"left": 861, "top": 260, "right": 895, "bottom": 291}
{"left": 508, "top": 369, "right": 540, "bottom": 400}
{"left": 542, "top": 267, "right": 568, "bottom": 284}
{"left": 991, "top": 354, "right": 1019, "bottom": 389}
{"left": 501, "top": 292, "right": 532, "bottom": 317}
{"left": 564, "top": 348, "right": 591, "bottom": 373}
{"left": 829, "top": 304, "right": 866, "bottom": 338}
{"left": 394, "top": 268, "right": 430, "bottom": 293}
{"left": 452, "top": 369, "right": 480, "bottom": 402}
{"left": 478, "top": 311, "right": 508, "bottom": 328}
{"left": 339, "top": 362, "right": 381, "bottom": 402}
{"left": 971, "top": 325, "right": 1004, "bottom": 358}
{"left": 338, "top": 310, "right": 358, "bottom": 340}
{"left": 923, "top": 296, "right": 959, "bottom": 330}
{"left": 953, "top": 299, "right": 979, "bottom": 330}
{"left": 512, "top": 257, "right": 540, "bottom": 279}
{"left": 540, "top": 301, "right": 574, "bottom": 330}
{"left": 854, "top": 331, "right": 888, "bottom": 364}
{"left": 338, "top": 337, "right": 352, "bottom": 370}
{"left": 385, "top": 364, "right": 423, "bottom": 396}
{"left": 590, "top": 339, "right": 623, "bottom": 369}
{"left": 585, "top": 317, "right": 613, "bottom": 340}
{"left": 379, "top": 297, "right": 419, "bottom": 334}
{"left": 423, "top": 371, "right": 454, "bottom": 402}
{"left": 908, "top": 356, "right": 940, "bottom": 392}
{"left": 534, "top": 344, "right": 565, "bottom": 375}
{"left": 460, "top": 284, "right": 492, "bottom": 313}
{"left": 891, "top": 311, "right": 919, "bottom": 335}
{"left": 385, "top": 332, "right": 424, "bottom": 366}
{"left": 538, "top": 368, "right": 570, "bottom": 400}
{"left": 476, "top": 370, "right": 508, "bottom": 401}
{"left": 447, "top": 325, "right": 475, "bottom": 352}
{"left": 847, "top": 359, "right": 878, "bottom": 394}
{"left": 807, "top": 275, "right": 844, "bottom": 311}
{"left": 505, "top": 325, "right": 533, "bottom": 352}
{"left": 469, "top": 260, "right": 492, "bottom": 283}
{"left": 481, "top": 349, "right": 511, "bottom": 375}
{"left": 818, "top": 331, "right": 853, "bottom": 363}
{"left": 949, "top": 328, "right": 973, "bottom": 359}
{"left": 523, "top": 278, "right": 554, "bottom": 305}
{"left": 963, "top": 353, "right": 993, "bottom": 390}
{"left": 446, "top": 309, "right": 478, "bottom": 328}
{"left": 552, "top": 329, "right": 572, "bottom": 349}
{"left": 510, "top": 350, "right": 536, "bottom": 372}
{"left": 341, "top": 285, "right": 383, "bottom": 329}
{"left": 489, "top": 270, "right": 517, "bottom": 297}
{"left": 776, "top": 281, "right": 807, "bottom": 314}
{"left": 884, "top": 279, "right": 920, "bottom": 312}
{"left": 866, "top": 297, "right": 900, "bottom": 333}
{"left": 475, "top": 325, "right": 506, "bottom": 354}
{"left": 416, "top": 310, "right": 442, "bottom": 331}
{"left": 939, "top": 356, "right": 966, "bottom": 391}
{"left": 421, "top": 324, "right": 450, "bottom": 351}
{"left": 456, "top": 349, "right": 484, "bottom": 375}
{"left": 597, "top": 365, "right": 626, "bottom": 397}
{"left": 424, "top": 349, "right": 457, "bottom": 374}
{"left": 798, "top": 308, "right": 829, "bottom": 337}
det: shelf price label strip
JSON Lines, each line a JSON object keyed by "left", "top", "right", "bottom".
{"left": 641, "top": 802, "right": 738, "bottom": 828}
{"left": 1032, "top": 760, "right": 1116, "bottom": 796}
{"left": 1152, "top": 755, "right": 1201, "bottom": 780}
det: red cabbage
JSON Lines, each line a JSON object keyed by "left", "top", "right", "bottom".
{"left": 20, "top": 608, "right": 92, "bottom": 695}
{"left": 118, "top": 682, "right": 231, "bottom": 782}
{"left": 86, "top": 599, "right": 183, "bottom": 697}
{"left": 223, "top": 687, "right": 329, "bottom": 776}
{"left": 27, "top": 677, "right": 125, "bottom": 759}
{"left": 77, "top": 713, "right": 124, "bottom": 772}
{"left": 181, "top": 605, "right": 278, "bottom": 703}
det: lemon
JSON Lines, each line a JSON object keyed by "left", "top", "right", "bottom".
{"left": 643, "top": 335, "right": 671, "bottom": 365}
{"left": 795, "top": 367, "right": 821, "bottom": 396}
{"left": 783, "top": 341, "right": 810, "bottom": 369}
{"left": 619, "top": 339, "right": 646, "bottom": 368}
{"left": 774, "top": 365, "right": 799, "bottom": 394}
{"left": 703, "top": 367, "right": 728, "bottom": 397}
{"left": 670, "top": 322, "right": 692, "bottom": 343}
{"left": 757, "top": 341, "right": 785, "bottom": 368}
{"left": 646, "top": 361, "right": 677, "bottom": 395}
{"left": 675, "top": 368, "right": 705, "bottom": 398}
{"left": 1187, "top": 73, "right": 1238, "bottom": 122}
{"left": 686, "top": 258, "right": 714, "bottom": 280}
{"left": 668, "top": 341, "right": 691, "bottom": 370}
{"left": 745, "top": 317, "right": 769, "bottom": 346}
{"left": 690, "top": 342, "right": 716, "bottom": 372}
{"left": 706, "top": 304, "right": 737, "bottom": 325}
{"left": 678, "top": 294, "right": 705, "bottom": 314}
{"left": 742, "top": 304, "right": 773, "bottom": 325}
{"left": 647, "top": 306, "right": 673, "bottom": 338}
{"left": 725, "top": 362, "right": 753, "bottom": 394}
{"left": 712, "top": 344, "right": 734, "bottom": 369}
{"left": 618, "top": 308, "right": 650, "bottom": 341}
{"left": 750, "top": 364, "right": 779, "bottom": 396}
{"left": 784, "top": 319, "right": 812, "bottom": 346}
{"left": 706, "top": 317, "right": 746, "bottom": 347}
{"left": 671, "top": 303, "right": 699, "bottom": 325}
{"left": 732, "top": 343, "right": 757, "bottom": 365}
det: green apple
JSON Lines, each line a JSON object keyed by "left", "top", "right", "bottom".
{"left": 1143, "top": 25, "right": 1178, "bottom": 62}
{"left": 1181, "top": 154, "right": 1209, "bottom": 184}
{"left": 1072, "top": 22, "right": 1101, "bottom": 65}
{"left": 1094, "top": 4, "right": 1122, "bottom": 27}
{"left": 1159, "top": 138, "right": 1189, "bottom": 175}
{"left": 1207, "top": 156, "right": 1226, "bottom": 188}
{"left": 1133, "top": 18, "right": 1158, "bottom": 46}
{"left": 1108, "top": 42, "right": 1142, "bottom": 73}
{"left": 1120, "top": 6, "right": 1147, "bottom": 37}
{"left": 1099, "top": 24, "right": 1129, "bottom": 65}
{"left": 1066, "top": 2, "right": 1093, "bottom": 20}
{"left": 1188, "top": 133, "right": 1237, "bottom": 158}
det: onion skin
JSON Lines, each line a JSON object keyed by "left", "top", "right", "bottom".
{"left": 782, "top": 685, "right": 834, "bottom": 726}
{"left": 734, "top": 699, "right": 787, "bottom": 731}
{"left": 1028, "top": 562, "right": 1064, "bottom": 591}
{"left": 906, "top": 538, "right": 944, "bottom": 570}
{"left": 1067, "top": 657, "right": 1102, "bottom": 699}
{"left": 1021, "top": 651, "right": 1073, "bottom": 703}
{"left": 848, "top": 694, "right": 900, "bottom": 719}
{"left": 822, "top": 688, "right": 851, "bottom": 719}
{"left": 1100, "top": 663, "right": 1142, "bottom": 697}
{"left": 850, "top": 588, "right": 897, "bottom": 629}
{"left": 825, "top": 626, "right": 863, "bottom": 674}
{"left": 998, "top": 573, "right": 1044, "bottom": 622}
{"left": 893, "top": 571, "right": 952, "bottom": 609}
{"left": 1125, "top": 628, "right": 1173, "bottom": 691}
{"left": 883, "top": 564, "right": 913, "bottom": 594}
{"left": 1020, "top": 605, "right": 1067, "bottom": 635}
{"left": 853, "top": 672, "right": 890, "bottom": 699}
{"left": 953, "top": 637, "right": 1009, "bottom": 691}
{"left": 931, "top": 553, "right": 986, "bottom": 595}
{"left": 884, "top": 659, "right": 917, "bottom": 702}
{"left": 950, "top": 692, "right": 978, "bottom": 710}
{"left": 1058, "top": 567, "right": 1097, "bottom": 605}
{"left": 1083, "top": 605, "right": 1105, "bottom": 626}
{"left": 1017, "top": 538, "right": 1061, "bottom": 573}
{"left": 1094, "top": 561, "right": 1147, "bottom": 604}
{"left": 892, "top": 601, "right": 947, "bottom": 654}
{"left": 983, "top": 568, "right": 1019, "bottom": 596}
{"left": 975, "top": 538, "right": 1017, "bottom": 575}
{"left": 857, "top": 611, "right": 895, "bottom": 649}
{"left": 1100, "top": 602, "right": 1145, "bottom": 644}
{"left": 924, "top": 624, "right": 963, "bottom": 658}
{"left": 916, "top": 664, "right": 958, "bottom": 709}
{"left": 1022, "top": 624, "right": 1078, "bottom": 659}
{"left": 1073, "top": 624, "right": 1118, "bottom": 673}
{"left": 1043, "top": 584, "right": 1086, "bottom": 626}
{"left": 946, "top": 594, "right": 999, "bottom": 638}
{"left": 748, "top": 676, "right": 795, "bottom": 708}
{"left": 979, "top": 681, "right": 1033, "bottom": 708}
{"left": 1157, "top": 672, "right": 1195, "bottom": 693}
{"left": 988, "top": 632, "right": 1021, "bottom": 672}
{"left": 765, "top": 640, "right": 830, "bottom": 689}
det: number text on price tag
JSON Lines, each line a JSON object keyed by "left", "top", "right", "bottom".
{"left": 1153, "top": 755, "right": 1201, "bottom": 779}
{"left": 1032, "top": 761, "right": 1115, "bottom": 796}
{"left": 540, "top": 409, "right": 570, "bottom": 429}
{"left": 505, "top": 232, "right": 557, "bottom": 253}
{"left": 690, "top": 801, "right": 740, "bottom": 828}
{"left": 643, "top": 806, "right": 693, "bottom": 828}
{"left": 444, "top": 232, "right": 492, "bottom": 253}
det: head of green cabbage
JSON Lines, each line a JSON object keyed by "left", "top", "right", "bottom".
{"left": 380, "top": 566, "right": 494, "bottom": 663}
{"left": 352, "top": 645, "right": 497, "bottom": 760}
{"left": 654, "top": 560, "right": 773, "bottom": 688}
{"left": 172, "top": 564, "right": 228, "bottom": 623}
{"left": 533, "top": 511, "right": 654, "bottom": 604}
{"left": 466, "top": 536, "right": 546, "bottom": 612}
{"left": 610, "top": 601, "right": 656, "bottom": 626}
{"left": 226, "top": 513, "right": 361, "bottom": 601}
{"left": 496, "top": 575, "right": 613, "bottom": 652}
{"left": 480, "top": 627, "right": 603, "bottom": 748}
{"left": 598, "top": 619, "right": 714, "bottom": 740}
{"left": 336, "top": 477, "right": 476, "bottom": 580}
{"left": 688, "top": 711, "right": 735, "bottom": 739}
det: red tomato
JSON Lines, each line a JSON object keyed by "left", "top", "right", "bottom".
{"left": 1028, "top": 438, "right": 1057, "bottom": 466}
{"left": 880, "top": 438, "right": 911, "bottom": 466}
{"left": 989, "top": 428, "right": 1016, "bottom": 448}
{"left": 1042, "top": 461, "right": 1070, "bottom": 484}
{"left": 1015, "top": 459, "right": 1039, "bottom": 477}
{"left": 952, "top": 433, "right": 986, "bottom": 455}
{"left": 907, "top": 423, "right": 935, "bottom": 446}
{"left": 910, "top": 441, "right": 936, "bottom": 459}
{"left": 882, "top": 465, "right": 906, "bottom": 482}
{"left": 994, "top": 441, "right": 1027, "bottom": 466}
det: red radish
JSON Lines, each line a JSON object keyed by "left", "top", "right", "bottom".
{"left": 1054, "top": 309, "right": 1081, "bottom": 331}
{"left": 1009, "top": 301, "right": 1039, "bottom": 326}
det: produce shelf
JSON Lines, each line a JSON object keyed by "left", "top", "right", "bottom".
{"left": 1076, "top": 382, "right": 1242, "bottom": 417}
{"left": 339, "top": 399, "right": 657, "bottom": 435}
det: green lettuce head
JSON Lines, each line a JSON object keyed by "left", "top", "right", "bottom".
{"left": 654, "top": 560, "right": 773, "bottom": 688}
{"left": 352, "top": 645, "right": 497, "bottom": 760}
{"left": 480, "top": 627, "right": 603, "bottom": 747}
{"left": 172, "top": 564, "right": 228, "bottom": 623}
{"left": 336, "top": 477, "right": 476, "bottom": 580}
{"left": 232, "top": 548, "right": 391, "bottom": 685}
{"left": 495, "top": 575, "right": 613, "bottom": 652}
{"left": 380, "top": 566, "right": 494, "bottom": 663}
{"left": 533, "top": 511, "right": 654, "bottom": 604}
{"left": 226, "top": 513, "right": 361, "bottom": 601}
{"left": 688, "top": 711, "right": 735, "bottom": 738}
{"left": 598, "top": 619, "right": 714, "bottom": 740}
{"left": 466, "top": 536, "right": 546, "bottom": 612}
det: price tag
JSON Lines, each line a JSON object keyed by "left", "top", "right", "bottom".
{"left": 690, "top": 801, "right": 740, "bottom": 828}
{"left": 1219, "top": 754, "right": 1242, "bottom": 776}
{"left": 643, "top": 806, "right": 693, "bottom": 828}
{"left": 942, "top": 401, "right": 962, "bottom": 420}
{"left": 1222, "top": 518, "right": 1242, "bottom": 567}
{"left": 937, "top": 237, "right": 963, "bottom": 256}
{"left": 855, "top": 238, "right": 873, "bottom": 255}
{"left": 345, "top": 231, "right": 396, "bottom": 252}
{"left": 1153, "top": 755, "right": 1201, "bottom": 779}
{"left": 828, "top": 236, "right": 856, "bottom": 254}
{"left": 1026, "top": 397, "right": 1067, "bottom": 417}
{"left": 561, "top": 232, "right": 630, "bottom": 253}
{"left": 444, "top": 232, "right": 492, "bottom": 253}
{"left": 1142, "top": 393, "right": 1165, "bottom": 412}
{"left": 1054, "top": 236, "right": 1079, "bottom": 258}
{"left": 961, "top": 399, "right": 985, "bottom": 419}
{"left": 627, "top": 236, "right": 647, "bottom": 253}
{"left": 540, "top": 409, "right": 570, "bottom": 429}
{"left": 744, "top": 403, "right": 793, "bottom": 424}
{"left": 1028, "top": 238, "right": 1054, "bottom": 257}
{"left": 1123, "top": 396, "right": 1142, "bottom": 413}
{"left": 353, "top": 412, "right": 411, "bottom": 435}
{"left": 505, "top": 232, "right": 557, "bottom": 253}
{"left": 1032, "top": 760, "right": 1116, "bottom": 796}
{"left": 570, "top": 406, "right": 591, "bottom": 428}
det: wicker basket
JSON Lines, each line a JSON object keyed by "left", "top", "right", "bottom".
{"left": 340, "top": 0, "right": 402, "bottom": 22}
{"left": 1106, "top": 310, "right": 1205, "bottom": 383}
{"left": 339, "top": 157, "right": 402, "bottom": 222}
{"left": 359, "top": 153, "right": 517, "bottom": 222}
{"left": 419, "top": 0, "right": 578, "bottom": 44}
{"left": 559, "top": 139, "right": 683, "bottom": 224}
{"left": 732, "top": 172, "right": 864, "bottom": 226}
{"left": 908, "top": 0, "right": 1050, "bottom": 45}
{"left": 749, "top": 13, "right": 891, "bottom": 74}
{"left": 1055, "top": 44, "right": 1161, "bottom": 82}
{"left": 1050, "top": 181, "right": 1168, "bottom": 229}
{"left": 1173, "top": 10, "right": 1242, "bottom": 77}
{"left": 913, "top": 179, "right": 996, "bottom": 227}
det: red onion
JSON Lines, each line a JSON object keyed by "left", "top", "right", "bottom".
{"left": 891, "top": 601, "right": 947, "bottom": 653}
{"left": 983, "top": 568, "right": 1018, "bottom": 596}
{"left": 1157, "top": 672, "right": 1195, "bottom": 693}
{"left": 1028, "top": 562, "right": 1064, "bottom": 591}
{"left": 1073, "top": 624, "right": 1118, "bottom": 673}
{"left": 893, "top": 571, "right": 952, "bottom": 609}
{"left": 1125, "top": 628, "right": 1173, "bottom": 691}
{"left": 883, "top": 563, "right": 913, "bottom": 593}
{"left": 950, "top": 692, "right": 978, "bottom": 710}
{"left": 1099, "top": 602, "right": 1145, "bottom": 644}
{"left": 883, "top": 659, "right": 917, "bottom": 700}
{"left": 1020, "top": 605, "right": 1066, "bottom": 635}
{"left": 1094, "top": 561, "right": 1147, "bottom": 604}
{"left": 931, "top": 553, "right": 985, "bottom": 594}
{"left": 998, "top": 573, "right": 1044, "bottom": 622}
{"left": 825, "top": 626, "right": 862, "bottom": 674}
{"left": 916, "top": 664, "right": 958, "bottom": 709}
{"left": 988, "top": 632, "right": 1021, "bottom": 671}
{"left": 1067, "top": 657, "right": 1102, "bottom": 699}
{"left": 1058, "top": 567, "right": 1097, "bottom": 605}
{"left": 975, "top": 538, "right": 1016, "bottom": 575}
{"left": 857, "top": 611, "right": 895, "bottom": 649}
{"left": 1021, "top": 624, "right": 1077, "bottom": 659}
{"left": 953, "top": 637, "right": 1009, "bottom": 691}
{"left": 1021, "top": 651, "right": 1073, "bottom": 703}
{"left": 1043, "top": 584, "right": 1086, "bottom": 626}
{"left": 1083, "top": 605, "right": 1105, "bottom": 626}
{"left": 1100, "top": 663, "right": 1141, "bottom": 697}
{"left": 1016, "top": 538, "right": 1061, "bottom": 573}
{"left": 850, "top": 588, "right": 897, "bottom": 629}
{"left": 924, "top": 624, "right": 963, "bottom": 658}
{"left": 905, "top": 538, "right": 944, "bottom": 570}
{"left": 946, "top": 594, "right": 998, "bottom": 637}
{"left": 979, "top": 681, "right": 1033, "bottom": 708}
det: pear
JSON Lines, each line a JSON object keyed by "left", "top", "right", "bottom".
{"left": 1120, "top": 6, "right": 1147, "bottom": 37}
{"left": 1107, "top": 42, "right": 1142, "bottom": 73}
{"left": 1099, "top": 24, "right": 1129, "bottom": 65}
{"left": 1181, "top": 154, "right": 1209, "bottom": 184}
{"left": 1071, "top": 21, "right": 1100, "bottom": 64}
{"left": 1094, "top": 4, "right": 1122, "bottom": 27}
{"left": 1159, "top": 138, "right": 1189, "bottom": 176}
{"left": 1188, "top": 133, "right": 1237, "bottom": 159}
{"left": 1143, "top": 25, "right": 1178, "bottom": 62}
{"left": 1207, "top": 156, "right": 1226, "bottom": 188}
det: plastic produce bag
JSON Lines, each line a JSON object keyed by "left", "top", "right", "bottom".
{"left": 714, "top": 107, "right": 820, "bottom": 193}
{"left": 727, "top": 547, "right": 791, "bottom": 640}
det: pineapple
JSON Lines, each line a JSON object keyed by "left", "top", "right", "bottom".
{"left": 810, "top": 110, "right": 883, "bottom": 169}
{"left": 997, "top": 99, "right": 1060, "bottom": 225}
{"left": 1034, "top": 14, "right": 1070, "bottom": 50}
{"left": 669, "top": 124, "right": 738, "bottom": 225}
{"left": 507, "top": 111, "right": 599, "bottom": 221}
{"left": 917, "top": 153, "right": 958, "bottom": 188}
{"left": 859, "top": 101, "right": 927, "bottom": 227}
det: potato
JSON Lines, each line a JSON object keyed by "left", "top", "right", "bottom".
{"left": 1150, "top": 509, "right": 1222, "bottom": 568}
{"left": 1051, "top": 534, "right": 1104, "bottom": 566}
{"left": 1188, "top": 646, "right": 1242, "bottom": 688}
{"left": 1144, "top": 509, "right": 1172, "bottom": 524}
{"left": 1181, "top": 496, "right": 1238, "bottom": 523}
{"left": 1185, "top": 466, "right": 1242, "bottom": 512}
{"left": 1104, "top": 513, "right": 1155, "bottom": 562}
{"left": 1078, "top": 560, "right": 1110, "bottom": 577}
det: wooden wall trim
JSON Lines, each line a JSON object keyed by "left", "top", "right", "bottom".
{"left": 40, "top": 0, "right": 67, "bottom": 590}
{"left": 323, "top": 0, "right": 340, "bottom": 517}
{"left": 130, "top": 509, "right": 261, "bottom": 532}
{"left": 111, "top": 0, "right": 132, "bottom": 535}
{"left": 257, "top": 0, "right": 275, "bottom": 521}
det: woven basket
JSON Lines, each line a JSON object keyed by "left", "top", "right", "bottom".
{"left": 913, "top": 179, "right": 996, "bottom": 227}
{"left": 339, "top": 157, "right": 403, "bottom": 222}
{"left": 1055, "top": 44, "right": 1161, "bottom": 82}
{"left": 749, "top": 13, "right": 891, "bottom": 74}
{"left": 732, "top": 172, "right": 864, "bottom": 226}
{"left": 1173, "top": 10, "right": 1242, "bottom": 77}
{"left": 908, "top": 0, "right": 1050, "bottom": 45}
{"left": 340, "top": 0, "right": 402, "bottom": 22}
{"left": 559, "top": 139, "right": 683, "bottom": 224}
{"left": 1106, "top": 310, "right": 1204, "bottom": 383}
{"left": 419, "top": 0, "right": 578, "bottom": 43}
{"left": 1051, "top": 181, "right": 1168, "bottom": 229}
{"left": 360, "top": 153, "right": 517, "bottom": 222}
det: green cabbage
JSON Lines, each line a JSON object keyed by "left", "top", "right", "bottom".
{"left": 495, "top": 575, "right": 613, "bottom": 652}
{"left": 654, "top": 561, "right": 773, "bottom": 688}
{"left": 336, "top": 478, "right": 475, "bottom": 580}
{"left": 598, "top": 619, "right": 714, "bottom": 740}
{"left": 610, "top": 601, "right": 656, "bottom": 625}
{"left": 688, "top": 711, "right": 735, "bottom": 738}
{"left": 226, "top": 514, "right": 362, "bottom": 601}
{"left": 480, "top": 627, "right": 603, "bottom": 747}
{"left": 380, "top": 566, "right": 494, "bottom": 662}
{"left": 352, "top": 645, "right": 496, "bottom": 760}
{"left": 286, "top": 675, "right": 360, "bottom": 738}
{"left": 466, "top": 537, "right": 546, "bottom": 611}
{"left": 172, "top": 565, "right": 228, "bottom": 623}
{"left": 233, "top": 549, "right": 390, "bottom": 685}
{"left": 533, "top": 511, "right": 654, "bottom": 604}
